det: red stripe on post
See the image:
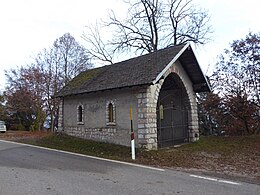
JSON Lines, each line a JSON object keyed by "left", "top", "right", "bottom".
{"left": 131, "top": 132, "right": 134, "bottom": 140}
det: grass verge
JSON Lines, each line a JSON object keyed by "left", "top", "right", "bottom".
{"left": 19, "top": 133, "right": 260, "bottom": 183}
{"left": 21, "top": 133, "right": 133, "bottom": 161}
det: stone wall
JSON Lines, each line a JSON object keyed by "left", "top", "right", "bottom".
{"left": 61, "top": 88, "right": 139, "bottom": 147}
{"left": 137, "top": 60, "right": 199, "bottom": 150}
{"left": 57, "top": 98, "right": 64, "bottom": 132}
{"left": 65, "top": 126, "right": 130, "bottom": 146}
{"left": 58, "top": 59, "right": 200, "bottom": 150}
{"left": 166, "top": 61, "right": 199, "bottom": 142}
{"left": 137, "top": 84, "right": 161, "bottom": 150}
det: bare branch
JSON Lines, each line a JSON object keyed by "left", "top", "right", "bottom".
{"left": 82, "top": 24, "right": 113, "bottom": 64}
{"left": 83, "top": 0, "right": 213, "bottom": 62}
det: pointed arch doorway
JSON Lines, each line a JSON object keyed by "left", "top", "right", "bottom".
{"left": 157, "top": 73, "right": 190, "bottom": 148}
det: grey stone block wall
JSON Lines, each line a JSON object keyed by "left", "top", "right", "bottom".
{"left": 65, "top": 126, "right": 130, "bottom": 146}
{"left": 57, "top": 98, "right": 64, "bottom": 132}
{"left": 136, "top": 60, "right": 199, "bottom": 150}
{"left": 137, "top": 84, "right": 161, "bottom": 150}
{"left": 58, "top": 60, "right": 200, "bottom": 150}
{"left": 61, "top": 88, "right": 139, "bottom": 147}
{"left": 165, "top": 60, "right": 199, "bottom": 142}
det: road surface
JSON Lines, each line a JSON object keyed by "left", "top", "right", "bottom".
{"left": 0, "top": 140, "right": 259, "bottom": 195}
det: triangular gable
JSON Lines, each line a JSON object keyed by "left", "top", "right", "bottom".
{"left": 153, "top": 42, "right": 210, "bottom": 92}
{"left": 153, "top": 43, "right": 190, "bottom": 84}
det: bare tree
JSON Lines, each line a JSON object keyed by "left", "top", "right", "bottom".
{"left": 168, "top": 0, "right": 211, "bottom": 45}
{"left": 82, "top": 24, "right": 113, "bottom": 64}
{"left": 4, "top": 33, "right": 92, "bottom": 131}
{"left": 34, "top": 33, "right": 92, "bottom": 131}
{"left": 107, "top": 0, "right": 164, "bottom": 53}
{"left": 34, "top": 48, "right": 62, "bottom": 132}
{"left": 83, "top": 0, "right": 212, "bottom": 63}
{"left": 53, "top": 33, "right": 92, "bottom": 84}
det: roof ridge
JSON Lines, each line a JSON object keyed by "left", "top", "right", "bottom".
{"left": 109, "top": 43, "right": 187, "bottom": 67}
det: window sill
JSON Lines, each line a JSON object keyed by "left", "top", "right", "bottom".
{"left": 77, "top": 122, "right": 84, "bottom": 125}
{"left": 106, "top": 122, "right": 116, "bottom": 126}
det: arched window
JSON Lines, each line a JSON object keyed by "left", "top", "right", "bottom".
{"left": 108, "top": 103, "right": 114, "bottom": 122}
{"left": 106, "top": 101, "right": 116, "bottom": 125}
{"left": 77, "top": 105, "right": 84, "bottom": 124}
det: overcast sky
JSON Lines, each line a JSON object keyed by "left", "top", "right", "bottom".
{"left": 0, "top": 0, "right": 259, "bottom": 90}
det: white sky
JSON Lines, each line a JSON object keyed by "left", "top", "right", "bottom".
{"left": 0, "top": 0, "right": 259, "bottom": 90}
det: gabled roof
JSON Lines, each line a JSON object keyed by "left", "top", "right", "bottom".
{"left": 56, "top": 43, "right": 210, "bottom": 97}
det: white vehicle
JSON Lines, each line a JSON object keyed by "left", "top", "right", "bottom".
{"left": 0, "top": 121, "right": 6, "bottom": 133}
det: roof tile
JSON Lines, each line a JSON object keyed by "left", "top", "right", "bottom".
{"left": 56, "top": 44, "right": 208, "bottom": 97}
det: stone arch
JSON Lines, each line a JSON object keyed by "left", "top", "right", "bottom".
{"left": 154, "top": 64, "right": 195, "bottom": 112}
{"left": 106, "top": 100, "right": 116, "bottom": 125}
{"left": 156, "top": 72, "right": 191, "bottom": 147}
{"left": 77, "top": 104, "right": 84, "bottom": 125}
{"left": 153, "top": 62, "right": 199, "bottom": 147}
{"left": 137, "top": 61, "right": 199, "bottom": 149}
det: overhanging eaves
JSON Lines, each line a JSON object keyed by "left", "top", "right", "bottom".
{"left": 152, "top": 43, "right": 190, "bottom": 85}
{"left": 152, "top": 42, "right": 211, "bottom": 92}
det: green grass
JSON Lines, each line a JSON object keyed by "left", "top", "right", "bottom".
{"left": 21, "top": 134, "right": 260, "bottom": 160}
{"left": 184, "top": 135, "right": 259, "bottom": 153}
{"left": 22, "top": 133, "right": 133, "bottom": 161}
{"left": 18, "top": 133, "right": 260, "bottom": 183}
{"left": 19, "top": 134, "right": 260, "bottom": 183}
{"left": 20, "top": 133, "right": 260, "bottom": 178}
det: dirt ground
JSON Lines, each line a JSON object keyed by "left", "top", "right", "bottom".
{"left": 135, "top": 136, "right": 260, "bottom": 185}
{"left": 0, "top": 130, "right": 51, "bottom": 141}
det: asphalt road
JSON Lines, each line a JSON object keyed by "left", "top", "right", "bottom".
{"left": 0, "top": 140, "right": 259, "bottom": 195}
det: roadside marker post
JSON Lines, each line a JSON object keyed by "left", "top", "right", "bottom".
{"left": 130, "top": 106, "right": 135, "bottom": 160}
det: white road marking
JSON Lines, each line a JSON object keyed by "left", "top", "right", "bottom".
{"left": 190, "top": 174, "right": 241, "bottom": 185}
{"left": 0, "top": 139, "right": 165, "bottom": 172}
